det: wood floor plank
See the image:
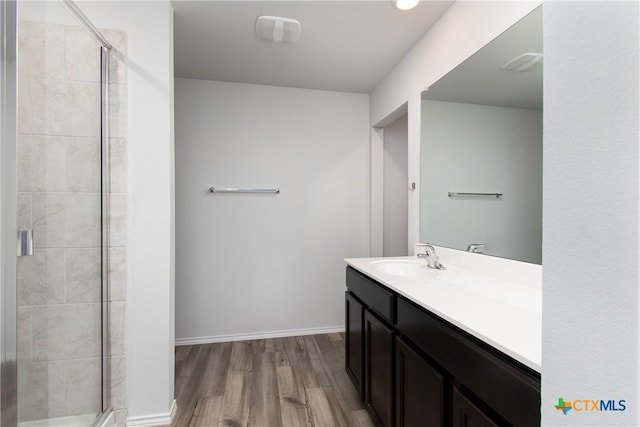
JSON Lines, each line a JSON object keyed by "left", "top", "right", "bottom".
{"left": 328, "top": 332, "right": 344, "bottom": 345}
{"left": 306, "top": 386, "right": 349, "bottom": 427}
{"left": 282, "top": 335, "right": 305, "bottom": 367}
{"left": 313, "top": 333, "right": 345, "bottom": 372}
{"left": 247, "top": 339, "right": 266, "bottom": 355}
{"left": 276, "top": 365, "right": 312, "bottom": 427}
{"left": 217, "top": 369, "right": 252, "bottom": 427}
{"left": 229, "top": 341, "right": 254, "bottom": 372}
{"left": 177, "top": 344, "right": 210, "bottom": 378}
{"left": 173, "top": 370, "right": 201, "bottom": 426}
{"left": 190, "top": 397, "right": 224, "bottom": 427}
{"left": 297, "top": 336, "right": 333, "bottom": 388}
{"left": 197, "top": 343, "right": 233, "bottom": 397}
{"left": 347, "top": 409, "right": 377, "bottom": 427}
{"left": 273, "top": 338, "right": 292, "bottom": 367}
{"left": 248, "top": 352, "right": 283, "bottom": 427}
{"left": 176, "top": 345, "right": 192, "bottom": 362}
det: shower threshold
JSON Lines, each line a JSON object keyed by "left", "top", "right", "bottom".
{"left": 19, "top": 413, "right": 103, "bottom": 427}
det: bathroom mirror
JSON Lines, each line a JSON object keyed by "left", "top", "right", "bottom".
{"left": 420, "top": 6, "right": 542, "bottom": 264}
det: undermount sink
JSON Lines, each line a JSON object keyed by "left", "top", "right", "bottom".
{"left": 371, "top": 259, "right": 429, "bottom": 277}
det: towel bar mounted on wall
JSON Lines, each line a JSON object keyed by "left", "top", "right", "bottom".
{"left": 209, "top": 187, "right": 280, "bottom": 194}
{"left": 448, "top": 191, "right": 503, "bottom": 198}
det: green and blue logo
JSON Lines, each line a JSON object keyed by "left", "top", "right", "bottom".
{"left": 555, "top": 397, "right": 627, "bottom": 415}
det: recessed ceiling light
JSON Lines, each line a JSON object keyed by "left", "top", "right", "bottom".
{"left": 393, "top": 0, "right": 419, "bottom": 11}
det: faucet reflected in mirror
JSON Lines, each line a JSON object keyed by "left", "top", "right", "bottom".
{"left": 420, "top": 6, "right": 542, "bottom": 265}
{"left": 467, "top": 243, "right": 486, "bottom": 254}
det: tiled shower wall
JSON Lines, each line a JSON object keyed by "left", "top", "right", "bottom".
{"left": 16, "top": 21, "right": 127, "bottom": 423}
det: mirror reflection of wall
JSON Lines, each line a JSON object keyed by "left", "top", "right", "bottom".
{"left": 420, "top": 6, "right": 542, "bottom": 264}
{"left": 384, "top": 113, "right": 409, "bottom": 256}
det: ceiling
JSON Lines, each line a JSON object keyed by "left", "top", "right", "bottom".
{"left": 422, "top": 6, "right": 542, "bottom": 110}
{"left": 172, "top": 0, "right": 454, "bottom": 93}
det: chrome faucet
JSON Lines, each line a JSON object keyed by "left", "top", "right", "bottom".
{"left": 416, "top": 244, "right": 446, "bottom": 270}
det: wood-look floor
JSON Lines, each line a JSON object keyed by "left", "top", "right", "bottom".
{"left": 162, "top": 333, "right": 375, "bottom": 427}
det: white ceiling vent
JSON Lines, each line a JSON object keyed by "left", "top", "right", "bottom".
{"left": 255, "top": 16, "right": 301, "bottom": 44}
{"left": 502, "top": 53, "right": 543, "bottom": 72}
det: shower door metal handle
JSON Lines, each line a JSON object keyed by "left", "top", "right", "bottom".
{"left": 17, "top": 229, "right": 34, "bottom": 257}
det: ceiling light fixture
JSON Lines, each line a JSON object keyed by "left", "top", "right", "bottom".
{"left": 255, "top": 16, "right": 301, "bottom": 44}
{"left": 502, "top": 53, "right": 543, "bottom": 72}
{"left": 393, "top": 0, "right": 419, "bottom": 11}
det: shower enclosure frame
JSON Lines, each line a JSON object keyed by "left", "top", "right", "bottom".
{"left": 0, "top": 1, "right": 114, "bottom": 425}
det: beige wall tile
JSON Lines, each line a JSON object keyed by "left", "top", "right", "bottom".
{"left": 45, "top": 79, "right": 101, "bottom": 137}
{"left": 110, "top": 301, "right": 126, "bottom": 356}
{"left": 18, "top": 307, "right": 32, "bottom": 362}
{"left": 114, "top": 409, "right": 128, "bottom": 426}
{"left": 63, "top": 357, "right": 102, "bottom": 415}
{"left": 32, "top": 303, "right": 101, "bottom": 362}
{"left": 32, "top": 192, "right": 101, "bottom": 248}
{"left": 18, "top": 135, "right": 100, "bottom": 193}
{"left": 110, "top": 355, "right": 127, "bottom": 410}
{"left": 18, "top": 135, "right": 66, "bottom": 192}
{"left": 18, "top": 21, "right": 65, "bottom": 79}
{"left": 109, "top": 193, "right": 127, "bottom": 247}
{"left": 101, "top": 28, "right": 127, "bottom": 54}
{"left": 102, "top": 28, "right": 127, "bottom": 85}
{"left": 17, "top": 361, "right": 66, "bottom": 422}
{"left": 64, "top": 25, "right": 101, "bottom": 82}
{"left": 66, "top": 248, "right": 101, "bottom": 303}
{"left": 109, "top": 84, "right": 128, "bottom": 139}
{"left": 109, "top": 247, "right": 126, "bottom": 302}
{"left": 17, "top": 249, "right": 65, "bottom": 306}
{"left": 66, "top": 137, "right": 101, "bottom": 192}
{"left": 18, "top": 193, "right": 32, "bottom": 229}
{"left": 18, "top": 78, "right": 46, "bottom": 134}
{"left": 109, "top": 138, "right": 128, "bottom": 193}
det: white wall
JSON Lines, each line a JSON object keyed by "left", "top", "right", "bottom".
{"left": 80, "top": 1, "right": 175, "bottom": 425}
{"left": 370, "top": 1, "right": 541, "bottom": 253}
{"left": 383, "top": 114, "right": 409, "bottom": 257}
{"left": 542, "top": 2, "right": 639, "bottom": 425}
{"left": 175, "top": 79, "right": 369, "bottom": 343}
{"left": 421, "top": 100, "right": 542, "bottom": 264}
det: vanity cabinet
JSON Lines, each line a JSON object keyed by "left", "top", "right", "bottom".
{"left": 395, "top": 337, "right": 444, "bottom": 427}
{"left": 345, "top": 266, "right": 540, "bottom": 427}
{"left": 364, "top": 310, "right": 395, "bottom": 427}
{"left": 345, "top": 292, "right": 365, "bottom": 398}
{"left": 345, "top": 266, "right": 396, "bottom": 427}
{"left": 452, "top": 387, "right": 499, "bottom": 427}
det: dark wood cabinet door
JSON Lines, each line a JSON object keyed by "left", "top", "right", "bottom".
{"left": 395, "top": 337, "right": 444, "bottom": 427}
{"left": 452, "top": 387, "right": 500, "bottom": 427}
{"left": 345, "top": 291, "right": 364, "bottom": 398}
{"left": 365, "top": 309, "right": 395, "bottom": 427}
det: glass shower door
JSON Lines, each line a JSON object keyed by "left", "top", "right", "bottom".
{"left": 15, "top": 1, "right": 104, "bottom": 425}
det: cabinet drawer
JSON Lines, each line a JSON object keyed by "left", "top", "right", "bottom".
{"left": 346, "top": 267, "right": 395, "bottom": 323}
{"left": 396, "top": 297, "right": 540, "bottom": 427}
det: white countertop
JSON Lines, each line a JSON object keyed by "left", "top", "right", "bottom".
{"left": 345, "top": 251, "right": 541, "bottom": 372}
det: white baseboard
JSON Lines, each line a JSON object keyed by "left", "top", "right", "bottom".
{"left": 127, "top": 399, "right": 177, "bottom": 427}
{"left": 175, "top": 325, "right": 345, "bottom": 346}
